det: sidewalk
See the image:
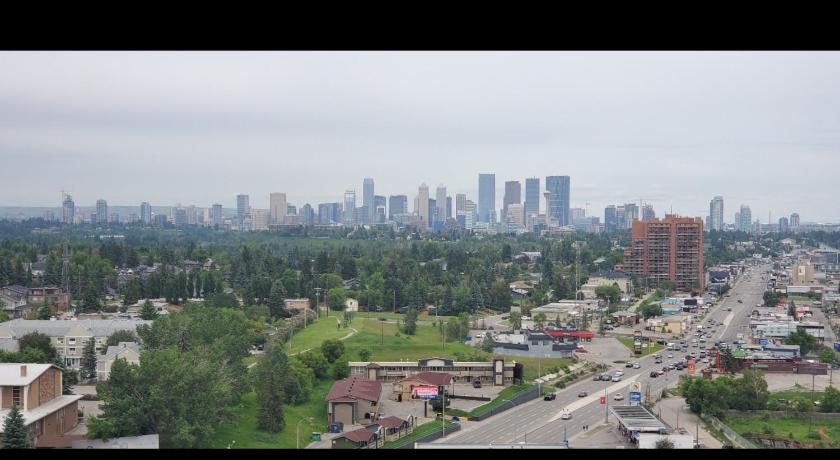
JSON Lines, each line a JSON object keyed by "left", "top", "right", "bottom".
{"left": 652, "top": 396, "right": 723, "bottom": 448}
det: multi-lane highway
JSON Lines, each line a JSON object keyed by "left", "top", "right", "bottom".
{"left": 436, "top": 261, "right": 771, "bottom": 447}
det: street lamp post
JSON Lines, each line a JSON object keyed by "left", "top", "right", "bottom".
{"left": 296, "top": 417, "right": 314, "bottom": 449}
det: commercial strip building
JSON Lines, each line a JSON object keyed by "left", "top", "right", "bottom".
{"left": 349, "top": 357, "right": 520, "bottom": 387}
{"left": 610, "top": 405, "right": 669, "bottom": 446}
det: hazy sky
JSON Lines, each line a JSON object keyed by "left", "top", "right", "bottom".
{"left": 1, "top": 51, "right": 838, "bottom": 223}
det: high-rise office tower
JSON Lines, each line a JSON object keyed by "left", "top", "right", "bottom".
{"left": 417, "top": 183, "right": 430, "bottom": 229}
{"left": 623, "top": 203, "right": 639, "bottom": 228}
{"left": 363, "top": 178, "right": 375, "bottom": 224}
{"left": 287, "top": 204, "right": 297, "bottom": 217}
{"left": 388, "top": 195, "right": 408, "bottom": 220}
{"left": 455, "top": 194, "right": 467, "bottom": 215}
{"left": 753, "top": 219, "right": 761, "bottom": 236}
{"left": 739, "top": 205, "right": 752, "bottom": 232}
{"left": 428, "top": 199, "right": 437, "bottom": 227}
{"left": 463, "top": 200, "right": 477, "bottom": 229}
{"left": 174, "top": 208, "right": 187, "bottom": 227}
{"left": 270, "top": 193, "right": 287, "bottom": 225}
{"left": 211, "top": 204, "right": 223, "bottom": 227}
{"left": 140, "top": 202, "right": 152, "bottom": 224}
{"left": 545, "top": 176, "right": 570, "bottom": 226}
{"left": 705, "top": 215, "right": 712, "bottom": 231}
{"left": 571, "top": 208, "right": 586, "bottom": 222}
{"left": 374, "top": 195, "right": 386, "bottom": 220}
{"left": 318, "top": 203, "right": 341, "bottom": 224}
{"left": 524, "top": 177, "right": 540, "bottom": 219}
{"left": 478, "top": 174, "right": 495, "bottom": 223}
{"left": 435, "top": 185, "right": 447, "bottom": 223}
{"left": 186, "top": 205, "right": 197, "bottom": 225}
{"left": 506, "top": 203, "right": 524, "bottom": 233}
{"left": 604, "top": 205, "right": 617, "bottom": 232}
{"left": 236, "top": 195, "right": 249, "bottom": 220}
{"left": 790, "top": 213, "right": 800, "bottom": 230}
{"left": 343, "top": 190, "right": 356, "bottom": 224}
{"left": 734, "top": 212, "right": 741, "bottom": 231}
{"left": 642, "top": 205, "right": 656, "bottom": 223}
{"left": 62, "top": 194, "right": 75, "bottom": 224}
{"left": 109, "top": 213, "right": 120, "bottom": 224}
{"left": 96, "top": 199, "right": 108, "bottom": 224}
{"left": 616, "top": 205, "right": 627, "bottom": 229}
{"left": 709, "top": 196, "right": 724, "bottom": 231}
{"left": 503, "top": 181, "right": 521, "bottom": 218}
{"left": 446, "top": 196, "right": 452, "bottom": 220}
{"left": 778, "top": 216, "right": 789, "bottom": 233}
{"left": 621, "top": 215, "right": 704, "bottom": 291}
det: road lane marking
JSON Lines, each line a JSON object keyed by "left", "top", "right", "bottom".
{"left": 547, "top": 373, "right": 641, "bottom": 422}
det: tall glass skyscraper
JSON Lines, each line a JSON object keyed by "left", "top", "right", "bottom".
{"left": 96, "top": 199, "right": 108, "bottom": 224}
{"left": 604, "top": 205, "right": 617, "bottom": 232}
{"left": 524, "top": 177, "right": 540, "bottom": 219}
{"left": 503, "top": 181, "right": 521, "bottom": 218}
{"left": 478, "top": 174, "right": 495, "bottom": 223}
{"left": 363, "top": 178, "right": 375, "bottom": 224}
{"left": 344, "top": 190, "right": 356, "bottom": 224}
{"left": 62, "top": 194, "right": 75, "bottom": 224}
{"left": 140, "top": 202, "right": 152, "bottom": 224}
{"left": 236, "top": 194, "right": 249, "bottom": 220}
{"left": 388, "top": 195, "right": 407, "bottom": 220}
{"left": 545, "top": 176, "right": 570, "bottom": 226}
{"left": 709, "top": 196, "right": 724, "bottom": 231}
{"left": 211, "top": 203, "right": 223, "bottom": 227}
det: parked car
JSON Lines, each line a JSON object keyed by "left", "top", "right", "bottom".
{"left": 650, "top": 371, "right": 658, "bottom": 378}
{"left": 544, "top": 393, "right": 557, "bottom": 401}
{"left": 473, "top": 380, "right": 482, "bottom": 388}
{"left": 614, "top": 393, "right": 624, "bottom": 401}
{"left": 657, "top": 369, "right": 665, "bottom": 375}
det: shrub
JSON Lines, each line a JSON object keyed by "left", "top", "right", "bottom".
{"left": 556, "top": 381, "right": 566, "bottom": 389}
{"left": 762, "top": 424, "right": 774, "bottom": 435}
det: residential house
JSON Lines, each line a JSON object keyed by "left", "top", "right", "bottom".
{"left": 26, "top": 287, "right": 70, "bottom": 313}
{"left": 331, "top": 427, "right": 380, "bottom": 449}
{"left": 0, "top": 319, "right": 151, "bottom": 371}
{"left": 326, "top": 376, "right": 382, "bottom": 427}
{"left": 611, "top": 310, "right": 638, "bottom": 326}
{"left": 345, "top": 298, "right": 359, "bottom": 312}
{"left": 96, "top": 342, "right": 141, "bottom": 381}
{"left": 0, "top": 363, "right": 84, "bottom": 448}
{"left": 1, "top": 285, "right": 32, "bottom": 319}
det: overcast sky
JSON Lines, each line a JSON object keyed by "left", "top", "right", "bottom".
{"left": 1, "top": 51, "right": 838, "bottom": 223}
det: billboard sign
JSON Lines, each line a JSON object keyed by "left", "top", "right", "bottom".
{"left": 411, "top": 385, "right": 439, "bottom": 400}
{"left": 630, "top": 381, "right": 642, "bottom": 393}
{"left": 760, "top": 339, "right": 769, "bottom": 347}
{"left": 629, "top": 392, "right": 641, "bottom": 405}
{"left": 687, "top": 359, "right": 696, "bottom": 374}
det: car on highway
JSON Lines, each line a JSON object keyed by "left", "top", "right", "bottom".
{"left": 667, "top": 354, "right": 673, "bottom": 358}
{"left": 702, "top": 358, "right": 710, "bottom": 363}
{"left": 614, "top": 393, "right": 624, "bottom": 401}
{"left": 727, "top": 307, "right": 732, "bottom": 311}
{"left": 657, "top": 369, "right": 665, "bottom": 375}
{"left": 737, "top": 299, "right": 743, "bottom": 303}
{"left": 633, "top": 363, "right": 641, "bottom": 369}
{"left": 614, "top": 370, "right": 624, "bottom": 377}
{"left": 544, "top": 393, "right": 556, "bottom": 401}
{"left": 625, "top": 362, "right": 634, "bottom": 368}
{"left": 560, "top": 409, "right": 572, "bottom": 420}
{"left": 649, "top": 371, "right": 658, "bottom": 378}
{"left": 578, "top": 391, "right": 588, "bottom": 397}
{"left": 612, "top": 375, "right": 621, "bottom": 382}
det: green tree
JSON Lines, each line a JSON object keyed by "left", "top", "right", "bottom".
{"left": 730, "top": 369, "right": 769, "bottom": 410}
{"left": 501, "top": 244, "right": 512, "bottom": 262}
{"left": 489, "top": 279, "right": 512, "bottom": 310}
{"left": 469, "top": 281, "right": 484, "bottom": 310}
{"left": 328, "top": 288, "right": 347, "bottom": 311}
{"left": 253, "top": 345, "right": 289, "bottom": 433}
{"left": 818, "top": 346, "right": 837, "bottom": 364}
{"left": 208, "top": 292, "right": 239, "bottom": 309}
{"left": 18, "top": 332, "right": 57, "bottom": 361}
{"left": 54, "top": 356, "right": 78, "bottom": 395}
{"left": 821, "top": 385, "right": 840, "bottom": 412}
{"left": 655, "top": 438, "right": 675, "bottom": 449}
{"left": 80, "top": 338, "right": 98, "bottom": 380}
{"left": 332, "top": 357, "right": 350, "bottom": 379}
{"left": 105, "top": 330, "right": 138, "bottom": 348}
{"left": 509, "top": 311, "right": 522, "bottom": 331}
{"left": 595, "top": 284, "right": 622, "bottom": 305}
{"left": 123, "top": 278, "right": 141, "bottom": 306}
{"left": 2, "top": 404, "right": 30, "bottom": 448}
{"left": 82, "top": 280, "right": 101, "bottom": 312}
{"left": 139, "top": 300, "right": 158, "bottom": 320}
{"left": 403, "top": 307, "right": 418, "bottom": 335}
{"left": 480, "top": 334, "right": 496, "bottom": 353}
{"left": 267, "top": 280, "right": 288, "bottom": 319}
{"left": 533, "top": 312, "right": 547, "bottom": 330}
{"left": 320, "top": 339, "right": 345, "bottom": 363}
{"left": 785, "top": 329, "right": 818, "bottom": 355}
{"left": 296, "top": 351, "right": 329, "bottom": 379}
{"left": 358, "top": 349, "right": 371, "bottom": 361}
{"left": 36, "top": 302, "right": 54, "bottom": 320}
{"left": 0, "top": 309, "right": 9, "bottom": 323}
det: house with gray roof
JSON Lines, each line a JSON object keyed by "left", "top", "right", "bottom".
{"left": 96, "top": 342, "right": 141, "bottom": 380}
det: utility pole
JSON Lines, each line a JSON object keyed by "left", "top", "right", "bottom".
{"left": 604, "top": 387, "right": 609, "bottom": 423}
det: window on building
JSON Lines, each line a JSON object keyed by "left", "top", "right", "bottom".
{"left": 68, "top": 338, "right": 76, "bottom": 345}
{"left": 69, "top": 348, "right": 76, "bottom": 353}
{"left": 12, "top": 386, "right": 21, "bottom": 407}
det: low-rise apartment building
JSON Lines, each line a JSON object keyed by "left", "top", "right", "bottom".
{"left": 96, "top": 342, "right": 141, "bottom": 381}
{"left": 349, "top": 357, "right": 520, "bottom": 386}
{"left": 0, "top": 319, "right": 151, "bottom": 371}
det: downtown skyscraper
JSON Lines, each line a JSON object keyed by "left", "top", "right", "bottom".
{"left": 503, "top": 181, "right": 521, "bottom": 218}
{"left": 388, "top": 195, "right": 407, "bottom": 220}
{"left": 524, "top": 177, "right": 540, "bottom": 219}
{"left": 363, "top": 178, "right": 375, "bottom": 224}
{"left": 62, "top": 194, "right": 75, "bottom": 224}
{"left": 270, "top": 193, "right": 287, "bottom": 225}
{"left": 417, "top": 183, "right": 430, "bottom": 229}
{"left": 709, "top": 196, "right": 724, "bottom": 231}
{"left": 545, "top": 176, "right": 570, "bottom": 227}
{"left": 478, "top": 173, "right": 495, "bottom": 223}
{"left": 739, "top": 204, "right": 752, "bottom": 232}
{"left": 343, "top": 190, "right": 356, "bottom": 224}
{"left": 435, "top": 184, "right": 447, "bottom": 223}
{"left": 236, "top": 194, "right": 249, "bottom": 220}
{"left": 140, "top": 202, "right": 152, "bottom": 225}
{"left": 96, "top": 199, "right": 108, "bottom": 224}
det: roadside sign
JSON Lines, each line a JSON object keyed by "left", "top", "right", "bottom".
{"left": 629, "top": 392, "right": 641, "bottom": 405}
{"left": 630, "top": 381, "right": 641, "bottom": 393}
{"left": 412, "top": 385, "right": 439, "bottom": 400}
{"left": 687, "top": 359, "right": 696, "bottom": 375}
{"left": 600, "top": 396, "right": 606, "bottom": 405}
{"left": 760, "top": 339, "right": 769, "bottom": 347}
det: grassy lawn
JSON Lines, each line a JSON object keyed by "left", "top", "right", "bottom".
{"left": 724, "top": 414, "right": 840, "bottom": 447}
{"left": 340, "top": 317, "right": 475, "bottom": 362}
{"left": 616, "top": 336, "right": 664, "bottom": 357}
{"left": 285, "top": 316, "right": 353, "bottom": 355}
{"left": 209, "top": 379, "right": 333, "bottom": 449}
{"left": 382, "top": 420, "right": 458, "bottom": 448}
{"left": 243, "top": 356, "right": 257, "bottom": 367}
{"left": 510, "top": 356, "right": 573, "bottom": 381}
{"left": 467, "top": 384, "right": 535, "bottom": 417}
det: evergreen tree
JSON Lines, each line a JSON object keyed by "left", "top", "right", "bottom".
{"left": 80, "top": 338, "right": 98, "bottom": 381}
{"left": 36, "top": 302, "right": 54, "bottom": 320}
{"left": 82, "top": 280, "right": 101, "bottom": 312}
{"left": 2, "top": 404, "right": 30, "bottom": 448}
{"left": 253, "top": 345, "right": 288, "bottom": 433}
{"left": 404, "top": 307, "right": 418, "bottom": 335}
{"left": 139, "top": 300, "right": 158, "bottom": 320}
{"left": 267, "top": 280, "right": 288, "bottom": 319}
{"left": 442, "top": 285, "right": 454, "bottom": 314}
{"left": 54, "top": 356, "right": 78, "bottom": 394}
{"left": 469, "top": 281, "right": 484, "bottom": 311}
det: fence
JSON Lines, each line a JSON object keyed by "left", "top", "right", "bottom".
{"left": 467, "top": 385, "right": 540, "bottom": 421}
{"left": 389, "top": 424, "right": 461, "bottom": 449}
{"left": 700, "top": 413, "right": 758, "bottom": 449}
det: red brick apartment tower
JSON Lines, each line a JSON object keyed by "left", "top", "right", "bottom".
{"left": 622, "top": 215, "right": 704, "bottom": 292}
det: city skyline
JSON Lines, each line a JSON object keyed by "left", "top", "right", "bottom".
{"left": 2, "top": 52, "right": 840, "bottom": 221}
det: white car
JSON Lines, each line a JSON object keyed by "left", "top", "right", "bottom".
{"left": 614, "top": 393, "right": 624, "bottom": 401}
{"left": 702, "top": 358, "right": 710, "bottom": 363}
{"left": 614, "top": 370, "right": 624, "bottom": 376}
{"left": 612, "top": 376, "right": 621, "bottom": 382}
{"left": 560, "top": 409, "right": 572, "bottom": 420}
{"left": 632, "top": 363, "right": 641, "bottom": 369}
{"left": 667, "top": 354, "right": 673, "bottom": 358}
